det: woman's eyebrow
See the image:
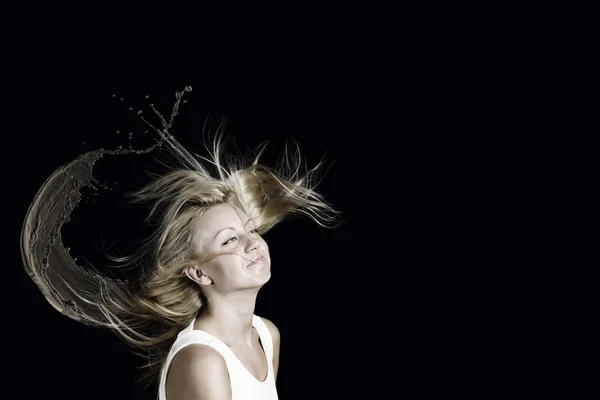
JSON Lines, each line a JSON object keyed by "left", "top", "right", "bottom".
{"left": 212, "top": 219, "right": 255, "bottom": 241}
{"left": 213, "top": 226, "right": 235, "bottom": 241}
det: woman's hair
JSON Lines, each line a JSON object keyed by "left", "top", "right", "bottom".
{"left": 77, "top": 120, "right": 340, "bottom": 391}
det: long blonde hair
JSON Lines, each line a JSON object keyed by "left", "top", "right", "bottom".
{"left": 79, "top": 120, "right": 341, "bottom": 391}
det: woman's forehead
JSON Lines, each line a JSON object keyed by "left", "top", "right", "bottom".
{"left": 194, "top": 204, "right": 248, "bottom": 237}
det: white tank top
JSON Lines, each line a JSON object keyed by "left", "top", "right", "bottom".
{"left": 158, "top": 314, "right": 279, "bottom": 400}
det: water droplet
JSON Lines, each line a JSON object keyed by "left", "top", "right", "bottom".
{"left": 149, "top": 103, "right": 153, "bottom": 106}
{"left": 128, "top": 107, "right": 133, "bottom": 111}
{"left": 116, "top": 130, "right": 120, "bottom": 134}
{"left": 183, "top": 99, "right": 188, "bottom": 103}
{"left": 112, "top": 94, "right": 116, "bottom": 97}
{"left": 137, "top": 110, "right": 143, "bottom": 114}
{"left": 145, "top": 95, "right": 149, "bottom": 99}
{"left": 119, "top": 98, "right": 124, "bottom": 101}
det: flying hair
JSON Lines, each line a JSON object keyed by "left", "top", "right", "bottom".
{"left": 20, "top": 86, "right": 341, "bottom": 392}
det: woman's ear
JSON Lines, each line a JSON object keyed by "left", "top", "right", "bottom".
{"left": 185, "top": 266, "right": 213, "bottom": 286}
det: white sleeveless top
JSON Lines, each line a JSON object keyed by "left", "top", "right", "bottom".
{"left": 158, "top": 315, "right": 279, "bottom": 400}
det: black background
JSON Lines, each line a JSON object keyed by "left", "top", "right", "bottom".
{"left": 2, "top": 4, "right": 562, "bottom": 396}
{"left": 5, "top": 33, "right": 493, "bottom": 397}
{"left": 10, "top": 78, "right": 424, "bottom": 399}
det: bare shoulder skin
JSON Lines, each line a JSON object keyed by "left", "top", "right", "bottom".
{"left": 260, "top": 317, "right": 281, "bottom": 379}
{"left": 166, "top": 344, "right": 231, "bottom": 400}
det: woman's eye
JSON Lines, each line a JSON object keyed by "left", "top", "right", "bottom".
{"left": 223, "top": 237, "right": 237, "bottom": 245}
{"left": 222, "top": 229, "right": 258, "bottom": 245}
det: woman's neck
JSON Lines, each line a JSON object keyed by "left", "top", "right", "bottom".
{"left": 195, "top": 291, "right": 258, "bottom": 347}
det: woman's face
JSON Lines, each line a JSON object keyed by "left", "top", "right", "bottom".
{"left": 191, "top": 203, "right": 271, "bottom": 290}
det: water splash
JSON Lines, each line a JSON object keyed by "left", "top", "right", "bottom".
{"left": 20, "top": 86, "right": 192, "bottom": 324}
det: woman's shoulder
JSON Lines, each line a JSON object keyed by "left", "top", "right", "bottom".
{"left": 166, "top": 344, "right": 230, "bottom": 400}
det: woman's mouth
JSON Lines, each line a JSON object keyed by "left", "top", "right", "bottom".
{"left": 247, "top": 255, "right": 265, "bottom": 267}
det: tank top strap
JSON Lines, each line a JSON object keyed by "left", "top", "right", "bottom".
{"left": 251, "top": 315, "right": 274, "bottom": 363}
{"left": 173, "top": 329, "right": 232, "bottom": 358}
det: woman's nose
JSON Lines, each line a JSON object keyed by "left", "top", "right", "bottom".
{"left": 245, "top": 237, "right": 261, "bottom": 253}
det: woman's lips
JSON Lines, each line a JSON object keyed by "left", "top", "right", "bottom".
{"left": 247, "top": 255, "right": 265, "bottom": 266}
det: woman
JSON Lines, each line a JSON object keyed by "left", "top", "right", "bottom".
{"left": 133, "top": 131, "right": 338, "bottom": 399}
{"left": 160, "top": 201, "right": 278, "bottom": 400}
{"left": 22, "top": 102, "right": 339, "bottom": 399}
